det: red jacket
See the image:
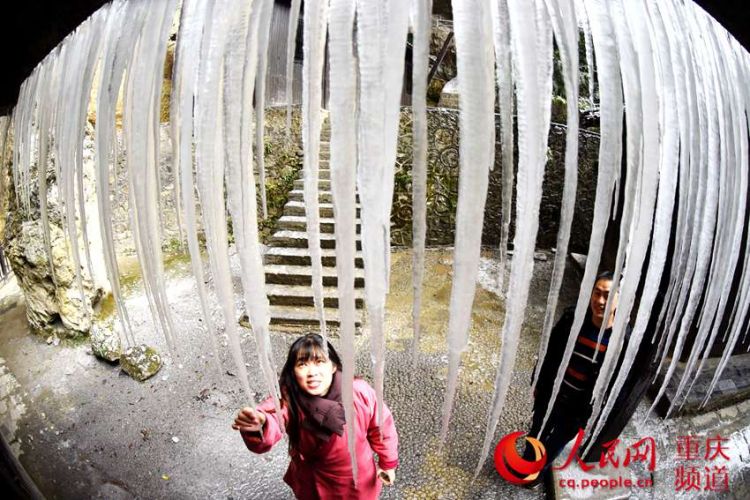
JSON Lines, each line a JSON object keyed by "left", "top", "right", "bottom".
{"left": 241, "top": 378, "right": 399, "bottom": 499}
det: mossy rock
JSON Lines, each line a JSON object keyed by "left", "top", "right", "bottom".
{"left": 120, "top": 344, "right": 162, "bottom": 381}
{"left": 551, "top": 95, "right": 567, "bottom": 124}
{"left": 90, "top": 322, "right": 122, "bottom": 363}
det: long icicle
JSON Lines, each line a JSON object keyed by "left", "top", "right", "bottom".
{"left": 651, "top": 0, "right": 706, "bottom": 368}
{"left": 475, "top": 0, "right": 552, "bottom": 474}
{"left": 491, "top": 0, "right": 514, "bottom": 295}
{"left": 354, "top": 0, "right": 409, "bottom": 426}
{"left": 74, "top": 8, "right": 107, "bottom": 289}
{"left": 329, "top": 0, "right": 360, "bottom": 480}
{"left": 585, "top": 0, "right": 680, "bottom": 450}
{"left": 537, "top": 0, "right": 623, "bottom": 436}
{"left": 409, "top": 0, "right": 432, "bottom": 363}
{"left": 583, "top": 0, "right": 663, "bottom": 451}
{"left": 36, "top": 56, "right": 60, "bottom": 288}
{"left": 670, "top": 11, "right": 746, "bottom": 411}
{"left": 437, "top": 0, "right": 495, "bottom": 444}
{"left": 55, "top": 20, "right": 94, "bottom": 329}
{"left": 652, "top": 0, "right": 700, "bottom": 353}
{"left": 646, "top": 2, "right": 721, "bottom": 421}
{"left": 224, "top": 0, "right": 282, "bottom": 417}
{"left": 589, "top": 0, "right": 644, "bottom": 360}
{"left": 702, "top": 43, "right": 750, "bottom": 404}
{"left": 172, "top": 0, "right": 221, "bottom": 370}
{"left": 531, "top": 0, "right": 579, "bottom": 393}
{"left": 122, "top": 0, "right": 179, "bottom": 356}
{"left": 193, "top": 0, "right": 255, "bottom": 401}
{"left": 95, "top": 0, "right": 144, "bottom": 347}
{"left": 301, "top": 0, "right": 329, "bottom": 339}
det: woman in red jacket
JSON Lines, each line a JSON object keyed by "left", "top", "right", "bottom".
{"left": 232, "top": 333, "right": 399, "bottom": 499}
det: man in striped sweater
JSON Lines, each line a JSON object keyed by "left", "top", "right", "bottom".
{"left": 523, "top": 271, "right": 636, "bottom": 477}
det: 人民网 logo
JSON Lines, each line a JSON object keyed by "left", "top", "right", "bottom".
{"left": 494, "top": 431, "right": 547, "bottom": 484}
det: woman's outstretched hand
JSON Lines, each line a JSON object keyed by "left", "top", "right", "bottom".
{"left": 232, "top": 407, "right": 267, "bottom": 433}
{"left": 377, "top": 468, "right": 395, "bottom": 486}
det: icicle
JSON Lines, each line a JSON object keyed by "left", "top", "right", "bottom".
{"left": 15, "top": 67, "right": 40, "bottom": 216}
{"left": 35, "top": 58, "right": 59, "bottom": 287}
{"left": 537, "top": 0, "right": 622, "bottom": 436}
{"left": 490, "top": 0, "right": 514, "bottom": 295}
{"left": 649, "top": 0, "right": 713, "bottom": 384}
{"left": 355, "top": 0, "right": 409, "bottom": 426}
{"left": 122, "top": 0, "right": 180, "bottom": 355}
{"left": 583, "top": 0, "right": 663, "bottom": 452}
{"left": 646, "top": 2, "right": 721, "bottom": 421}
{"left": 222, "top": 0, "right": 283, "bottom": 416}
{"left": 170, "top": 0, "right": 222, "bottom": 369}
{"left": 410, "top": 0, "right": 432, "bottom": 362}
{"left": 670, "top": 13, "right": 746, "bottom": 411}
{"left": 575, "top": 0, "right": 596, "bottom": 106}
{"left": 652, "top": 0, "right": 705, "bottom": 361}
{"left": 54, "top": 21, "right": 95, "bottom": 328}
{"left": 652, "top": 0, "right": 700, "bottom": 351}
{"left": 302, "top": 0, "right": 329, "bottom": 339}
{"left": 474, "top": 0, "right": 551, "bottom": 474}
{"left": 329, "top": 0, "right": 359, "bottom": 481}
{"left": 192, "top": 0, "right": 255, "bottom": 401}
{"left": 589, "top": 0, "right": 645, "bottom": 362}
{"left": 435, "top": 0, "right": 494, "bottom": 444}
{"left": 285, "top": 0, "right": 302, "bottom": 135}
{"left": 531, "top": 0, "right": 579, "bottom": 393}
{"left": 254, "top": 0, "right": 274, "bottom": 220}
{"left": 74, "top": 10, "right": 108, "bottom": 290}
{"left": 95, "top": 0, "right": 146, "bottom": 348}
{"left": 703, "top": 44, "right": 750, "bottom": 403}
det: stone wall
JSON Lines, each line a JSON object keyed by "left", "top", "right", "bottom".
{"left": 391, "top": 107, "right": 600, "bottom": 254}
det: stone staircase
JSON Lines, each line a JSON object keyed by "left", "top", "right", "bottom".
{"left": 260, "top": 139, "right": 365, "bottom": 331}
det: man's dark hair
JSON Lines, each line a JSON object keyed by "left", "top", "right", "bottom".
{"left": 595, "top": 270, "right": 614, "bottom": 283}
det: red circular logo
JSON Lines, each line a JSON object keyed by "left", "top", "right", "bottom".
{"left": 494, "top": 431, "right": 547, "bottom": 484}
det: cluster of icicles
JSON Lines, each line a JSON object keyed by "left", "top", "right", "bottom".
{"left": 4, "top": 0, "right": 750, "bottom": 477}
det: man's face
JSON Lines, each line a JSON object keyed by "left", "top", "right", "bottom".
{"left": 590, "top": 278, "right": 617, "bottom": 326}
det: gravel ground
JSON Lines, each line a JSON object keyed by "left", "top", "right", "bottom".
{"left": 1, "top": 248, "right": 746, "bottom": 499}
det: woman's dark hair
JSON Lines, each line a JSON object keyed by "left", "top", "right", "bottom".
{"left": 279, "top": 333, "right": 342, "bottom": 452}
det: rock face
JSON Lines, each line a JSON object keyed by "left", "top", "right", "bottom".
{"left": 120, "top": 345, "right": 162, "bottom": 382}
{"left": 2, "top": 125, "right": 106, "bottom": 338}
{"left": 90, "top": 321, "right": 122, "bottom": 362}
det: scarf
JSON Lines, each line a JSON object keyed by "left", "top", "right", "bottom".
{"left": 297, "top": 370, "right": 346, "bottom": 442}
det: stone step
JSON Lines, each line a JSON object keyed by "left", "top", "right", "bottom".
{"left": 264, "top": 246, "right": 364, "bottom": 268}
{"left": 288, "top": 190, "right": 357, "bottom": 204}
{"left": 272, "top": 230, "right": 362, "bottom": 249}
{"left": 283, "top": 201, "right": 361, "bottom": 218}
{"left": 266, "top": 284, "right": 365, "bottom": 308}
{"left": 293, "top": 178, "right": 332, "bottom": 191}
{"left": 269, "top": 306, "right": 362, "bottom": 327}
{"left": 264, "top": 264, "right": 365, "bottom": 287}
{"left": 276, "top": 215, "right": 361, "bottom": 234}
{"left": 240, "top": 307, "right": 363, "bottom": 329}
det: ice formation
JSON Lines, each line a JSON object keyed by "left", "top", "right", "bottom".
{"left": 409, "top": 0, "right": 432, "bottom": 363}
{"left": 5, "top": 0, "right": 750, "bottom": 481}
{"left": 328, "top": 0, "right": 359, "bottom": 478}
{"left": 301, "top": 0, "right": 329, "bottom": 338}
